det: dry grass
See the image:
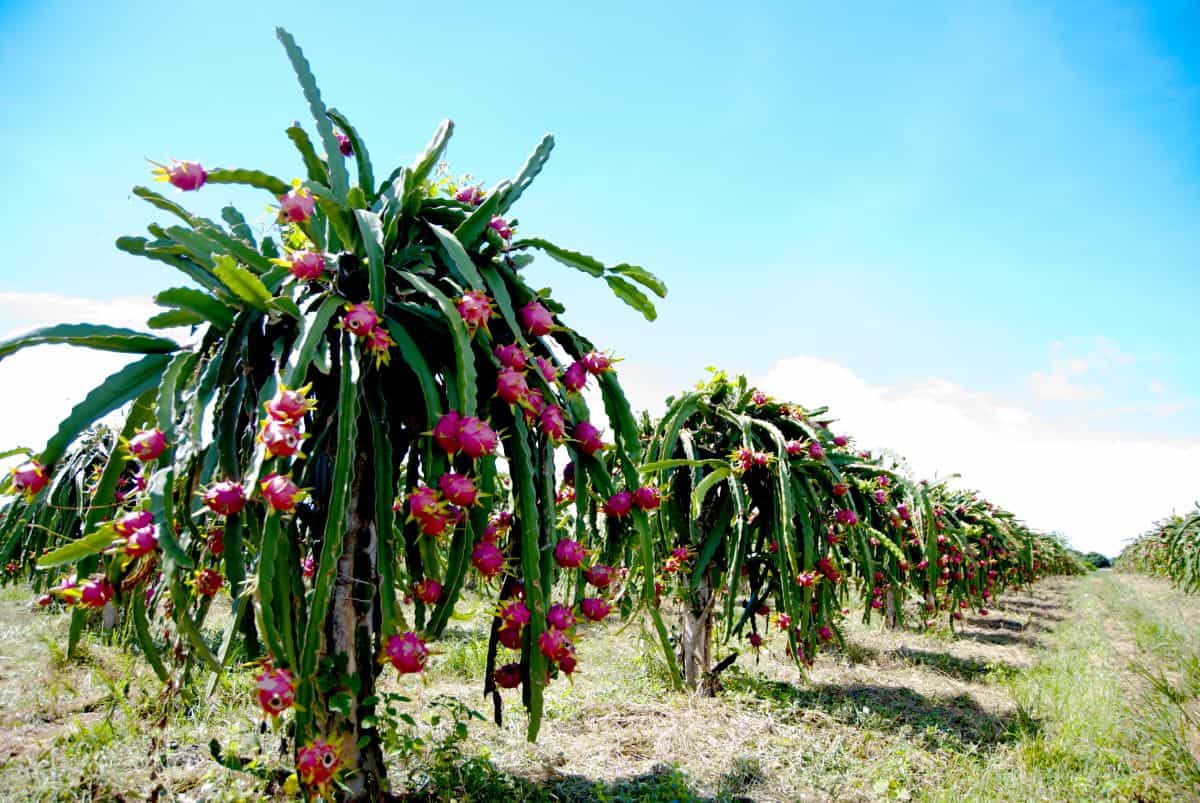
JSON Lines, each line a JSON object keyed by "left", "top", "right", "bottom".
{"left": 0, "top": 574, "right": 1196, "bottom": 801}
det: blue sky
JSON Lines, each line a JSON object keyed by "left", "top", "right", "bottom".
{"left": 1, "top": 1, "right": 1198, "bottom": 552}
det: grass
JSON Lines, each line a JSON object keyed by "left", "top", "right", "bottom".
{"left": 0, "top": 574, "right": 1198, "bottom": 800}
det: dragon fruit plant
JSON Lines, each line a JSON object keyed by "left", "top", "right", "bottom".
{"left": 0, "top": 28, "right": 670, "bottom": 799}
{"left": 1118, "top": 506, "right": 1200, "bottom": 586}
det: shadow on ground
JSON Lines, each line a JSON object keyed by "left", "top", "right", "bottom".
{"left": 891, "top": 647, "right": 1016, "bottom": 681}
{"left": 722, "top": 667, "right": 1025, "bottom": 751}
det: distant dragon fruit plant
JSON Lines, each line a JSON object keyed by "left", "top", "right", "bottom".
{"left": 0, "top": 28, "right": 669, "bottom": 799}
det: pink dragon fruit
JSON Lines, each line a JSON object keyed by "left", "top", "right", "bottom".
{"left": 580, "top": 351, "right": 613, "bottom": 375}
{"left": 573, "top": 421, "right": 607, "bottom": 456}
{"left": 537, "top": 628, "right": 571, "bottom": 662}
{"left": 731, "top": 448, "right": 755, "bottom": 472}
{"left": 203, "top": 480, "right": 245, "bottom": 516}
{"left": 457, "top": 416, "right": 499, "bottom": 459}
{"left": 795, "top": 571, "right": 817, "bottom": 588}
{"left": 472, "top": 541, "right": 505, "bottom": 577}
{"left": 748, "top": 632, "right": 763, "bottom": 651}
{"left": 581, "top": 597, "right": 611, "bottom": 622}
{"left": 79, "top": 576, "right": 114, "bottom": 609}
{"left": 341, "top": 302, "right": 379, "bottom": 338}
{"left": 499, "top": 599, "right": 531, "bottom": 629}
{"left": 265, "top": 385, "right": 315, "bottom": 423}
{"left": 456, "top": 290, "right": 494, "bottom": 335}
{"left": 785, "top": 440, "right": 805, "bottom": 456}
{"left": 832, "top": 482, "right": 849, "bottom": 497}
{"left": 496, "top": 367, "right": 530, "bottom": 405}
{"left": 128, "top": 429, "right": 168, "bottom": 462}
{"left": 494, "top": 662, "right": 522, "bottom": 689}
{"left": 255, "top": 666, "right": 296, "bottom": 717}
{"left": 897, "top": 503, "right": 911, "bottom": 521}
{"left": 562, "top": 361, "right": 588, "bottom": 392}
{"left": 554, "top": 538, "right": 586, "bottom": 569}
{"left": 407, "top": 485, "right": 441, "bottom": 520}
{"left": 302, "top": 555, "right": 316, "bottom": 580}
{"left": 124, "top": 525, "right": 159, "bottom": 558}
{"left": 498, "top": 623, "right": 523, "bottom": 650}
{"left": 494, "top": 343, "right": 528, "bottom": 371}
{"left": 114, "top": 509, "right": 154, "bottom": 536}
{"left": 833, "top": 435, "right": 849, "bottom": 447}
{"left": 386, "top": 631, "right": 429, "bottom": 674}
{"left": 808, "top": 442, "right": 825, "bottom": 460}
{"left": 413, "top": 578, "right": 442, "bottom": 605}
{"left": 417, "top": 506, "right": 459, "bottom": 537}
{"left": 632, "top": 485, "right": 661, "bottom": 511}
{"left": 335, "top": 130, "right": 353, "bottom": 156}
{"left": 455, "top": 185, "right": 484, "bottom": 205}
{"left": 296, "top": 738, "right": 340, "bottom": 788}
{"left": 279, "top": 187, "right": 316, "bottom": 223}
{"left": 260, "top": 473, "right": 303, "bottom": 513}
{"left": 819, "top": 625, "right": 834, "bottom": 642}
{"left": 603, "top": 491, "right": 633, "bottom": 519}
{"left": 194, "top": 568, "right": 223, "bottom": 597}
{"left": 438, "top": 473, "right": 478, "bottom": 508}
{"left": 835, "top": 509, "right": 858, "bottom": 526}
{"left": 489, "top": 215, "right": 513, "bottom": 242}
{"left": 519, "top": 388, "right": 545, "bottom": 422}
{"left": 287, "top": 250, "right": 326, "bottom": 280}
{"left": 751, "top": 389, "right": 768, "bottom": 406}
{"left": 777, "top": 612, "right": 792, "bottom": 629}
{"left": 207, "top": 529, "right": 225, "bottom": 555}
{"left": 547, "top": 603, "right": 576, "bottom": 630}
{"left": 558, "top": 647, "right": 578, "bottom": 676}
{"left": 539, "top": 404, "right": 566, "bottom": 441}
{"left": 432, "top": 411, "right": 462, "bottom": 455}
{"left": 259, "top": 420, "right": 304, "bottom": 458}
{"left": 154, "top": 160, "right": 207, "bottom": 191}
{"left": 364, "top": 325, "right": 394, "bottom": 366}
{"left": 535, "top": 356, "right": 558, "bottom": 384}
{"left": 584, "top": 564, "right": 615, "bottom": 589}
{"left": 519, "top": 300, "right": 553, "bottom": 336}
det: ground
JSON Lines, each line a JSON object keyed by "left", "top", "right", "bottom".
{"left": 0, "top": 571, "right": 1197, "bottom": 801}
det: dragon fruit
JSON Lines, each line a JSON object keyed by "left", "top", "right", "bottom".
{"left": 603, "top": 491, "right": 633, "bottom": 519}
{"left": 438, "top": 473, "right": 478, "bottom": 508}
{"left": 286, "top": 250, "right": 326, "bottom": 280}
{"left": 260, "top": 473, "right": 303, "bottom": 513}
{"left": 558, "top": 648, "right": 578, "bottom": 676}
{"left": 279, "top": 187, "right": 316, "bottom": 223}
{"left": 154, "top": 160, "right": 207, "bottom": 191}
{"left": 302, "top": 555, "right": 316, "bottom": 580}
{"left": 832, "top": 482, "right": 849, "bottom": 497}
{"left": 777, "top": 612, "right": 792, "bottom": 629}
{"left": 114, "top": 509, "right": 154, "bottom": 536}
{"left": 795, "top": 571, "right": 817, "bottom": 588}
{"left": 488, "top": 215, "right": 513, "bottom": 242}
{"left": 537, "top": 628, "right": 571, "bottom": 662}
{"left": 455, "top": 185, "right": 484, "bottom": 205}
{"left": 584, "top": 564, "right": 616, "bottom": 589}
{"left": 632, "top": 485, "right": 662, "bottom": 511}
{"left": 265, "top": 385, "right": 315, "bottom": 423}
{"left": 204, "top": 480, "right": 246, "bottom": 516}
{"left": 335, "top": 130, "right": 353, "bottom": 156}
{"left": 495, "top": 367, "right": 530, "bottom": 405}
{"left": 873, "top": 489, "right": 887, "bottom": 504}
{"left": 546, "top": 603, "right": 576, "bottom": 631}
{"left": 498, "top": 599, "right": 531, "bottom": 629}
{"left": 554, "top": 538, "right": 586, "bottom": 569}
{"left": 748, "top": 632, "right": 763, "bottom": 651}
{"left": 497, "top": 626, "right": 523, "bottom": 650}
{"left": 296, "top": 738, "right": 340, "bottom": 788}
{"left": 432, "top": 411, "right": 462, "bottom": 455}
{"left": 341, "top": 302, "right": 379, "bottom": 338}
{"left": 573, "top": 421, "right": 607, "bottom": 456}
{"left": 494, "top": 343, "right": 528, "bottom": 371}
{"left": 785, "top": 440, "right": 805, "bottom": 456}
{"left": 456, "top": 290, "right": 494, "bottom": 335}
{"left": 897, "top": 503, "right": 911, "bottom": 521}
{"left": 472, "top": 541, "right": 505, "bottom": 577}
{"left": 259, "top": 420, "right": 304, "bottom": 458}
{"left": 386, "top": 631, "right": 429, "bottom": 675}
{"left": 539, "top": 404, "right": 566, "bottom": 441}
{"left": 79, "top": 576, "right": 114, "bottom": 609}
{"left": 194, "top": 568, "right": 224, "bottom": 597}
{"left": 364, "top": 325, "right": 394, "bottom": 366}
{"left": 835, "top": 509, "right": 858, "bottom": 526}
{"left": 407, "top": 485, "right": 441, "bottom": 520}
{"left": 833, "top": 435, "right": 849, "bottom": 447}
{"left": 580, "top": 351, "right": 614, "bottom": 375}
{"left": 519, "top": 388, "right": 545, "bottom": 422}
{"left": 417, "top": 506, "right": 459, "bottom": 537}
{"left": 255, "top": 666, "right": 296, "bottom": 717}
{"left": 457, "top": 416, "right": 499, "bottom": 459}
{"left": 581, "top": 597, "right": 611, "bottom": 622}
{"left": 207, "top": 529, "right": 225, "bottom": 555}
{"left": 128, "top": 429, "right": 167, "bottom": 462}
{"left": 494, "top": 662, "right": 522, "bottom": 689}
{"left": 562, "top": 361, "right": 588, "bottom": 392}
{"left": 517, "top": 302, "right": 553, "bottom": 339}
{"left": 413, "top": 579, "right": 443, "bottom": 605}
{"left": 808, "top": 442, "right": 825, "bottom": 460}
{"left": 535, "top": 356, "right": 558, "bottom": 384}
{"left": 751, "top": 389, "right": 768, "bottom": 406}
{"left": 819, "top": 626, "right": 834, "bottom": 641}
{"left": 124, "top": 525, "right": 159, "bottom": 558}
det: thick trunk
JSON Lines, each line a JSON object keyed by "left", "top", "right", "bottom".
{"left": 325, "top": 453, "right": 387, "bottom": 800}
{"left": 885, "top": 586, "right": 899, "bottom": 629}
{"left": 678, "top": 574, "right": 717, "bottom": 694}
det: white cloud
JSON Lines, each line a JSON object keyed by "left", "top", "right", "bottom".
{"left": 0, "top": 293, "right": 167, "bottom": 470}
{"left": 757, "top": 355, "right": 1200, "bottom": 558}
{"left": 1150, "top": 380, "right": 1167, "bottom": 394}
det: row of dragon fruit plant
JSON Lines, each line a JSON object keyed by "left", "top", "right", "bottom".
{"left": 1117, "top": 506, "right": 1200, "bottom": 589}
{"left": 0, "top": 28, "right": 1083, "bottom": 800}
